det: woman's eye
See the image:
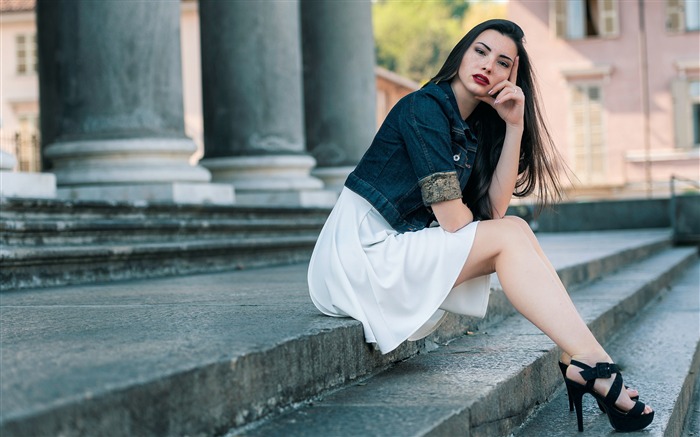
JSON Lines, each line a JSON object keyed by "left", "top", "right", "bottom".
{"left": 475, "top": 48, "right": 485, "bottom": 55}
{"left": 499, "top": 61, "right": 510, "bottom": 68}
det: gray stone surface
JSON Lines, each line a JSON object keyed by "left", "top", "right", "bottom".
{"left": 36, "top": 0, "right": 213, "bottom": 193}
{"left": 231, "top": 248, "right": 697, "bottom": 436}
{"left": 673, "top": 194, "right": 700, "bottom": 245}
{"left": 514, "top": 263, "right": 700, "bottom": 437}
{"left": 199, "top": 1, "right": 305, "bottom": 158}
{"left": 197, "top": 0, "right": 327, "bottom": 204}
{"left": 301, "top": 0, "right": 376, "bottom": 168}
{"left": 0, "top": 171, "right": 56, "bottom": 199}
{"left": 37, "top": 0, "right": 186, "bottom": 143}
{"left": 521, "top": 194, "right": 700, "bottom": 243}
{"left": 682, "top": 375, "right": 700, "bottom": 436}
{"left": 0, "top": 230, "right": 694, "bottom": 436}
{"left": 0, "top": 197, "right": 330, "bottom": 290}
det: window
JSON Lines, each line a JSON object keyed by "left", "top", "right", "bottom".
{"left": 15, "top": 33, "right": 37, "bottom": 75}
{"left": 551, "top": 0, "right": 619, "bottom": 39}
{"left": 570, "top": 84, "right": 606, "bottom": 184}
{"left": 672, "top": 79, "right": 700, "bottom": 148}
{"left": 667, "top": 0, "right": 700, "bottom": 32}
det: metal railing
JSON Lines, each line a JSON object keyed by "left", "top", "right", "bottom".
{"left": 0, "top": 131, "right": 41, "bottom": 172}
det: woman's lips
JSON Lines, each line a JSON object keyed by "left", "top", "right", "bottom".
{"left": 473, "top": 74, "right": 490, "bottom": 86}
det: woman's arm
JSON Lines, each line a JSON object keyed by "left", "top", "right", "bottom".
{"left": 432, "top": 198, "right": 474, "bottom": 233}
{"left": 476, "top": 56, "right": 525, "bottom": 219}
{"left": 488, "top": 125, "right": 523, "bottom": 218}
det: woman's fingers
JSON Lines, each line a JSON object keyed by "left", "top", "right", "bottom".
{"left": 487, "top": 55, "right": 521, "bottom": 104}
{"left": 493, "top": 84, "right": 522, "bottom": 105}
{"left": 509, "top": 56, "right": 519, "bottom": 85}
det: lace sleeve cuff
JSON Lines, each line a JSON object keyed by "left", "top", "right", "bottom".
{"left": 418, "top": 171, "right": 462, "bottom": 205}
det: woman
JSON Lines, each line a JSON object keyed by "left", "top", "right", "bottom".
{"left": 307, "top": 19, "right": 653, "bottom": 432}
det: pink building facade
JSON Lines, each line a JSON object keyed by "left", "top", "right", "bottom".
{"left": 509, "top": 0, "right": 699, "bottom": 198}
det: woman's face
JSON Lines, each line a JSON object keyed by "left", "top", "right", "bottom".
{"left": 454, "top": 29, "right": 518, "bottom": 97}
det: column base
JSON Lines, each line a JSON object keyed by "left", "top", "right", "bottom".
{"left": 44, "top": 138, "right": 212, "bottom": 186}
{"left": 200, "top": 154, "right": 336, "bottom": 207}
{"left": 234, "top": 189, "right": 337, "bottom": 207}
{"left": 0, "top": 171, "right": 57, "bottom": 199}
{"left": 311, "top": 166, "right": 354, "bottom": 193}
{"left": 57, "top": 182, "right": 235, "bottom": 205}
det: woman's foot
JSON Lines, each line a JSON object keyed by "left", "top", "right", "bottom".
{"left": 566, "top": 354, "right": 653, "bottom": 415}
{"left": 560, "top": 352, "right": 639, "bottom": 400}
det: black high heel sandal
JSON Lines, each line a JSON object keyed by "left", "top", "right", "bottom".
{"left": 565, "top": 360, "right": 653, "bottom": 432}
{"left": 558, "top": 361, "right": 639, "bottom": 413}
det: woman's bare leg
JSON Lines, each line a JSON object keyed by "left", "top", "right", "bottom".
{"left": 454, "top": 216, "right": 651, "bottom": 413}
{"left": 501, "top": 217, "right": 641, "bottom": 398}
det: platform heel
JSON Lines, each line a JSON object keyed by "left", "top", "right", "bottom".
{"left": 564, "top": 360, "right": 653, "bottom": 432}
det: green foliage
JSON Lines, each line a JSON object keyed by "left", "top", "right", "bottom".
{"left": 373, "top": 1, "right": 468, "bottom": 84}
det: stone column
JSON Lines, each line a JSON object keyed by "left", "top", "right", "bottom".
{"left": 36, "top": 0, "right": 233, "bottom": 204}
{"left": 197, "top": 0, "right": 334, "bottom": 207}
{"left": 300, "top": 0, "right": 376, "bottom": 191}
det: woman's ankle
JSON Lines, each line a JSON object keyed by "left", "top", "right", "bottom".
{"left": 570, "top": 352, "right": 612, "bottom": 366}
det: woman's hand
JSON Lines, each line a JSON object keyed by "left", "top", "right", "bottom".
{"left": 476, "top": 56, "right": 524, "bottom": 130}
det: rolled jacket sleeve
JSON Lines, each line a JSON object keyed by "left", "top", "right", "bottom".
{"left": 400, "top": 92, "right": 462, "bottom": 206}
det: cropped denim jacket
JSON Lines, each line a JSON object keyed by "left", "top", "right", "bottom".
{"left": 345, "top": 81, "right": 479, "bottom": 233}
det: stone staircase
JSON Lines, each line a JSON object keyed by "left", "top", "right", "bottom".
{"left": 0, "top": 196, "right": 328, "bottom": 290}
{"left": 0, "top": 228, "right": 697, "bottom": 436}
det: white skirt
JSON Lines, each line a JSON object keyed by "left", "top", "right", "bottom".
{"left": 307, "top": 187, "right": 491, "bottom": 354}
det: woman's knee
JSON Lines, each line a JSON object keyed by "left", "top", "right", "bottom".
{"left": 503, "top": 215, "right": 535, "bottom": 236}
{"left": 480, "top": 216, "right": 530, "bottom": 245}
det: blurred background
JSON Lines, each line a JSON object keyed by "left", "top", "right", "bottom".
{"left": 1, "top": 0, "right": 698, "bottom": 201}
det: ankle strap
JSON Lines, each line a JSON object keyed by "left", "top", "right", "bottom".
{"left": 570, "top": 360, "right": 621, "bottom": 381}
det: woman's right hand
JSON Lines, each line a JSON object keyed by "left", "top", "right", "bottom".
{"left": 475, "top": 56, "right": 524, "bottom": 130}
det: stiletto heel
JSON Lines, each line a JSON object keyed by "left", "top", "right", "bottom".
{"left": 565, "top": 360, "right": 654, "bottom": 433}
{"left": 558, "top": 361, "right": 575, "bottom": 412}
{"left": 558, "top": 360, "right": 639, "bottom": 413}
{"left": 565, "top": 378, "right": 586, "bottom": 432}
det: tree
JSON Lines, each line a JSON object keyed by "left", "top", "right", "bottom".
{"left": 372, "top": 0, "right": 508, "bottom": 84}
{"left": 372, "top": 1, "right": 466, "bottom": 84}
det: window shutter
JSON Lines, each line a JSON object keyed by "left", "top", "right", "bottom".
{"left": 599, "top": 0, "right": 619, "bottom": 37}
{"left": 666, "top": 0, "right": 685, "bottom": 32}
{"left": 551, "top": 0, "right": 568, "bottom": 38}
{"left": 671, "top": 79, "right": 691, "bottom": 148}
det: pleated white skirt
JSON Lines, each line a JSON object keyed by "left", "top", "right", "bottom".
{"left": 307, "top": 187, "right": 491, "bottom": 354}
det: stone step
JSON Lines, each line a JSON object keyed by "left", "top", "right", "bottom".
{"left": 513, "top": 262, "right": 700, "bottom": 436}
{"left": 0, "top": 217, "right": 324, "bottom": 246}
{"left": 1, "top": 198, "right": 329, "bottom": 290}
{"left": 0, "top": 230, "right": 688, "bottom": 436}
{"left": 1, "top": 235, "right": 320, "bottom": 291}
{"left": 0, "top": 197, "right": 328, "bottom": 247}
{"left": 0, "top": 196, "right": 332, "bottom": 222}
{"left": 682, "top": 366, "right": 700, "bottom": 436}
{"left": 231, "top": 248, "right": 698, "bottom": 437}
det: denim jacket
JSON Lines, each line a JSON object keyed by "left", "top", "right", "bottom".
{"left": 345, "top": 81, "right": 479, "bottom": 233}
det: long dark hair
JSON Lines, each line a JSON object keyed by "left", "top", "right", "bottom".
{"left": 429, "top": 19, "right": 564, "bottom": 220}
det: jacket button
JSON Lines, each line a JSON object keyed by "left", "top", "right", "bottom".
{"left": 453, "top": 154, "right": 460, "bottom": 161}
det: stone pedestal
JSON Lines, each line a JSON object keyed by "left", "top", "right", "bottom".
{"left": 301, "top": 0, "right": 376, "bottom": 192}
{"left": 198, "top": 0, "right": 333, "bottom": 207}
{"left": 0, "top": 150, "right": 57, "bottom": 199}
{"left": 202, "top": 155, "right": 335, "bottom": 206}
{"left": 36, "top": 0, "right": 232, "bottom": 204}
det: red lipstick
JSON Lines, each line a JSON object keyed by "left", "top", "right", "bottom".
{"left": 473, "top": 74, "right": 490, "bottom": 86}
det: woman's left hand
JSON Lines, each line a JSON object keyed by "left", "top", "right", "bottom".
{"left": 476, "top": 56, "right": 524, "bottom": 130}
